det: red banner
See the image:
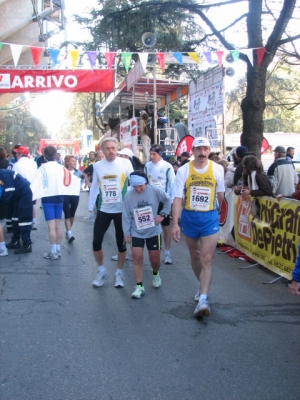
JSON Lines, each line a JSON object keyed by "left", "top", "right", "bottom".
{"left": 0, "top": 70, "right": 114, "bottom": 93}
{"left": 38, "top": 139, "right": 80, "bottom": 154}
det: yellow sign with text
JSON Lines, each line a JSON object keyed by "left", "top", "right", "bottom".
{"left": 234, "top": 196, "right": 300, "bottom": 280}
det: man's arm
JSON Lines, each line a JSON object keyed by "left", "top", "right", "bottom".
{"left": 171, "top": 198, "right": 183, "bottom": 243}
{"left": 88, "top": 165, "right": 99, "bottom": 211}
{"left": 217, "top": 192, "right": 224, "bottom": 212}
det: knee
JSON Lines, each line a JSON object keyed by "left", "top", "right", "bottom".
{"left": 201, "top": 252, "right": 213, "bottom": 266}
{"left": 190, "top": 249, "right": 200, "bottom": 261}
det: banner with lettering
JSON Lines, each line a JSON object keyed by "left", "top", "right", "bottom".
{"left": 0, "top": 70, "right": 114, "bottom": 93}
{"left": 234, "top": 195, "right": 300, "bottom": 280}
{"left": 119, "top": 117, "right": 138, "bottom": 155}
{"left": 39, "top": 139, "right": 80, "bottom": 154}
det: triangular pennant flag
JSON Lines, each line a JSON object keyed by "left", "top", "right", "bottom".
{"left": 172, "top": 52, "right": 183, "bottom": 63}
{"left": 49, "top": 48, "right": 60, "bottom": 67}
{"left": 203, "top": 51, "right": 212, "bottom": 64}
{"left": 0, "top": 43, "right": 2, "bottom": 51}
{"left": 138, "top": 53, "right": 148, "bottom": 73}
{"left": 30, "top": 46, "right": 43, "bottom": 67}
{"left": 121, "top": 52, "right": 132, "bottom": 72}
{"left": 156, "top": 53, "right": 165, "bottom": 72}
{"left": 68, "top": 49, "right": 79, "bottom": 71}
{"left": 243, "top": 49, "right": 253, "bottom": 66}
{"left": 256, "top": 47, "right": 266, "bottom": 67}
{"left": 10, "top": 44, "right": 22, "bottom": 67}
{"left": 215, "top": 51, "right": 224, "bottom": 68}
{"left": 105, "top": 52, "right": 115, "bottom": 70}
{"left": 86, "top": 51, "right": 97, "bottom": 70}
{"left": 187, "top": 52, "right": 200, "bottom": 64}
{"left": 230, "top": 50, "right": 240, "bottom": 62}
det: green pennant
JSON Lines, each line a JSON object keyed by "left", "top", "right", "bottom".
{"left": 121, "top": 52, "right": 132, "bottom": 72}
{"left": 0, "top": 43, "right": 3, "bottom": 51}
{"left": 230, "top": 50, "right": 240, "bottom": 62}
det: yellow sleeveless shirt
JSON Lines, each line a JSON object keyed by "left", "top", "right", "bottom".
{"left": 184, "top": 160, "right": 217, "bottom": 211}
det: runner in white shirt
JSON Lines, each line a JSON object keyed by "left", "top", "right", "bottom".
{"left": 13, "top": 146, "right": 37, "bottom": 229}
{"left": 89, "top": 137, "right": 133, "bottom": 289}
{"left": 144, "top": 144, "right": 175, "bottom": 265}
{"left": 172, "top": 137, "right": 225, "bottom": 318}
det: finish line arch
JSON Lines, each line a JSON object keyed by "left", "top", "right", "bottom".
{"left": 39, "top": 138, "right": 80, "bottom": 154}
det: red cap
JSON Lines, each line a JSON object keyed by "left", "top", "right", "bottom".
{"left": 16, "top": 146, "right": 29, "bottom": 156}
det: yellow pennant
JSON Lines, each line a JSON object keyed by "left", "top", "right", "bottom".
{"left": 68, "top": 49, "right": 79, "bottom": 71}
{"left": 187, "top": 52, "right": 200, "bottom": 64}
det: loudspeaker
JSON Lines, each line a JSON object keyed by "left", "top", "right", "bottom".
{"left": 225, "top": 53, "right": 234, "bottom": 63}
{"left": 147, "top": 54, "right": 157, "bottom": 64}
{"left": 225, "top": 67, "right": 235, "bottom": 77}
{"left": 142, "top": 32, "right": 157, "bottom": 48}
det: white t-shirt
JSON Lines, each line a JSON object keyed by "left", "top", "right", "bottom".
{"left": 89, "top": 157, "right": 133, "bottom": 213}
{"left": 13, "top": 157, "right": 37, "bottom": 183}
{"left": 144, "top": 159, "right": 175, "bottom": 198}
{"left": 173, "top": 161, "right": 225, "bottom": 199}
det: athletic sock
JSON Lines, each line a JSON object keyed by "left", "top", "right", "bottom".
{"left": 152, "top": 271, "right": 158, "bottom": 276}
{"left": 0, "top": 241, "right": 5, "bottom": 251}
{"left": 165, "top": 250, "right": 170, "bottom": 256}
{"left": 56, "top": 245, "right": 61, "bottom": 251}
{"left": 137, "top": 282, "right": 143, "bottom": 286}
{"left": 199, "top": 294, "right": 207, "bottom": 302}
{"left": 98, "top": 265, "right": 105, "bottom": 272}
{"left": 51, "top": 244, "right": 56, "bottom": 253}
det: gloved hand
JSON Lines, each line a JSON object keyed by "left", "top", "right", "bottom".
{"left": 88, "top": 210, "right": 94, "bottom": 223}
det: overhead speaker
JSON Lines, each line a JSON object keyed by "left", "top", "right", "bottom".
{"left": 147, "top": 54, "right": 157, "bottom": 64}
{"left": 225, "top": 53, "right": 234, "bottom": 63}
{"left": 225, "top": 67, "right": 235, "bottom": 77}
{"left": 142, "top": 32, "right": 157, "bottom": 48}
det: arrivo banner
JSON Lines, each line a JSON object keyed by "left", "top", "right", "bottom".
{"left": 0, "top": 69, "right": 114, "bottom": 93}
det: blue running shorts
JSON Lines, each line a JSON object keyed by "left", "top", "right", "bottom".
{"left": 43, "top": 202, "right": 63, "bottom": 221}
{"left": 180, "top": 208, "right": 220, "bottom": 239}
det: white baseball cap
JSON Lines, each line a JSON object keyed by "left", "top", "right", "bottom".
{"left": 192, "top": 137, "right": 211, "bottom": 148}
{"left": 117, "top": 148, "right": 134, "bottom": 158}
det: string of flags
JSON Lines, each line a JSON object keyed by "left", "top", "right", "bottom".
{"left": 0, "top": 41, "right": 267, "bottom": 72}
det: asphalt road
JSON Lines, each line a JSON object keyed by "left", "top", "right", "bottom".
{"left": 1, "top": 192, "right": 299, "bottom": 400}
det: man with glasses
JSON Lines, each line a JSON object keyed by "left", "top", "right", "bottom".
{"left": 171, "top": 137, "right": 225, "bottom": 318}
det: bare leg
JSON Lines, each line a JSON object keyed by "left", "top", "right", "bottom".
{"left": 117, "top": 251, "right": 126, "bottom": 270}
{"left": 93, "top": 249, "right": 104, "bottom": 266}
{"left": 162, "top": 225, "right": 171, "bottom": 251}
{"left": 46, "top": 220, "right": 56, "bottom": 244}
{"left": 131, "top": 247, "right": 143, "bottom": 282}
{"left": 55, "top": 219, "right": 62, "bottom": 244}
{"left": 148, "top": 250, "right": 161, "bottom": 272}
{"left": 65, "top": 218, "right": 71, "bottom": 231}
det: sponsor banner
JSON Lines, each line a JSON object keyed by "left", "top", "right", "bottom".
{"left": 119, "top": 118, "right": 138, "bottom": 155}
{"left": 0, "top": 70, "right": 114, "bottom": 93}
{"left": 218, "top": 188, "right": 236, "bottom": 247}
{"left": 234, "top": 195, "right": 300, "bottom": 280}
{"left": 39, "top": 138, "right": 80, "bottom": 154}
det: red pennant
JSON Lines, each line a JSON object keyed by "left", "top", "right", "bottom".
{"left": 30, "top": 47, "right": 43, "bottom": 67}
{"left": 175, "top": 135, "right": 194, "bottom": 156}
{"left": 261, "top": 137, "right": 269, "bottom": 155}
{"left": 215, "top": 51, "right": 224, "bottom": 68}
{"left": 105, "top": 52, "right": 115, "bottom": 70}
{"left": 256, "top": 48, "right": 266, "bottom": 67}
{"left": 156, "top": 53, "right": 165, "bottom": 72}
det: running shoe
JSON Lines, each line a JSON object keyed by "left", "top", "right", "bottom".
{"left": 114, "top": 271, "right": 125, "bottom": 288}
{"left": 56, "top": 250, "right": 61, "bottom": 258}
{"left": 68, "top": 235, "right": 75, "bottom": 244}
{"left": 93, "top": 267, "right": 107, "bottom": 287}
{"left": 14, "top": 244, "right": 32, "bottom": 254}
{"left": 152, "top": 272, "right": 162, "bottom": 288}
{"left": 111, "top": 254, "right": 129, "bottom": 261}
{"left": 0, "top": 248, "right": 8, "bottom": 257}
{"left": 44, "top": 251, "right": 58, "bottom": 260}
{"left": 194, "top": 288, "right": 201, "bottom": 302}
{"left": 194, "top": 298, "right": 211, "bottom": 318}
{"left": 6, "top": 240, "right": 21, "bottom": 249}
{"left": 164, "top": 254, "right": 172, "bottom": 264}
{"left": 32, "top": 222, "right": 37, "bottom": 230}
{"left": 131, "top": 285, "right": 145, "bottom": 299}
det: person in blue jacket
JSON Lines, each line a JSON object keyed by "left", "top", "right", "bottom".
{"left": 0, "top": 169, "right": 33, "bottom": 254}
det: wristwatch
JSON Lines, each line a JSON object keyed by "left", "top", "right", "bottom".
{"left": 159, "top": 212, "right": 167, "bottom": 219}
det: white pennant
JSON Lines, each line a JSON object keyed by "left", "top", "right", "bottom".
{"left": 10, "top": 44, "right": 23, "bottom": 67}
{"left": 139, "top": 53, "right": 148, "bottom": 73}
{"left": 243, "top": 49, "right": 253, "bottom": 66}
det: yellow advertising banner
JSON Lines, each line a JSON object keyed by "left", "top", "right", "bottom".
{"left": 234, "top": 196, "right": 300, "bottom": 280}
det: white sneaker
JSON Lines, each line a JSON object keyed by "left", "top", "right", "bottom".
{"left": 0, "top": 247, "right": 8, "bottom": 257}
{"left": 93, "top": 267, "right": 107, "bottom": 287}
{"left": 194, "top": 298, "right": 211, "bottom": 318}
{"left": 56, "top": 250, "right": 61, "bottom": 258}
{"left": 114, "top": 271, "right": 125, "bottom": 288}
{"left": 111, "top": 254, "right": 129, "bottom": 261}
{"left": 131, "top": 285, "right": 145, "bottom": 299}
{"left": 44, "top": 251, "right": 58, "bottom": 260}
{"left": 194, "top": 288, "right": 201, "bottom": 302}
{"left": 164, "top": 254, "right": 172, "bottom": 264}
{"left": 32, "top": 222, "right": 37, "bottom": 230}
{"left": 152, "top": 272, "right": 161, "bottom": 288}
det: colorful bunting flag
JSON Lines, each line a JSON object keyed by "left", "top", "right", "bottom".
{"left": 230, "top": 50, "right": 240, "bottom": 62}
{"left": 10, "top": 44, "right": 22, "bottom": 67}
{"left": 30, "top": 46, "right": 43, "bottom": 67}
{"left": 105, "top": 52, "right": 115, "bottom": 70}
{"left": 138, "top": 53, "right": 148, "bottom": 73}
{"left": 256, "top": 47, "right": 266, "bottom": 67}
{"left": 172, "top": 52, "right": 183, "bottom": 64}
{"left": 156, "top": 53, "right": 165, "bottom": 72}
{"left": 49, "top": 48, "right": 61, "bottom": 67}
{"left": 203, "top": 52, "right": 212, "bottom": 64}
{"left": 188, "top": 52, "right": 200, "bottom": 64}
{"left": 68, "top": 49, "right": 79, "bottom": 71}
{"left": 86, "top": 51, "right": 97, "bottom": 70}
{"left": 0, "top": 43, "right": 2, "bottom": 51}
{"left": 215, "top": 51, "right": 224, "bottom": 68}
{"left": 121, "top": 52, "right": 132, "bottom": 72}
{"left": 243, "top": 49, "right": 253, "bottom": 66}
